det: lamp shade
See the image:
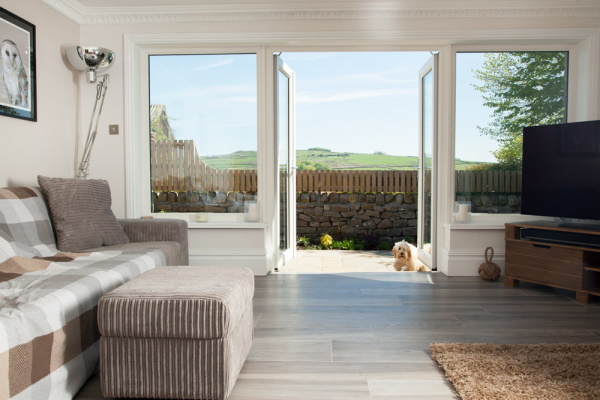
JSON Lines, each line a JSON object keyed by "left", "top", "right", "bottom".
{"left": 66, "top": 46, "right": 115, "bottom": 83}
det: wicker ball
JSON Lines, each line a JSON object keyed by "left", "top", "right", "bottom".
{"left": 479, "top": 246, "right": 501, "bottom": 281}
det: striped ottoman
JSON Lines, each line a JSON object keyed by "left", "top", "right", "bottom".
{"left": 97, "top": 266, "right": 254, "bottom": 400}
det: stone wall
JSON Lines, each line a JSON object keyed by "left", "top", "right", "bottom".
{"left": 296, "top": 191, "right": 419, "bottom": 244}
{"left": 153, "top": 191, "right": 257, "bottom": 213}
{"left": 153, "top": 190, "right": 419, "bottom": 244}
{"left": 456, "top": 193, "right": 521, "bottom": 214}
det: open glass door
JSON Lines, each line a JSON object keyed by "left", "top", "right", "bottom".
{"left": 275, "top": 55, "right": 296, "bottom": 268}
{"left": 417, "top": 54, "right": 438, "bottom": 269}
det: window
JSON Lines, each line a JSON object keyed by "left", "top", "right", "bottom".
{"left": 148, "top": 54, "right": 258, "bottom": 215}
{"left": 455, "top": 51, "right": 568, "bottom": 214}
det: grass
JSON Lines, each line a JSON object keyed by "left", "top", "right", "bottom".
{"left": 200, "top": 149, "right": 491, "bottom": 170}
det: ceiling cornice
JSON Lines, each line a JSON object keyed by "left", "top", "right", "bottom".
{"left": 42, "top": 1, "right": 600, "bottom": 25}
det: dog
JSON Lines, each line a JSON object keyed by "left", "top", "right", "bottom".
{"left": 392, "top": 240, "right": 430, "bottom": 272}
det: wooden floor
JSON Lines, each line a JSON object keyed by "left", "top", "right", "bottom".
{"left": 75, "top": 252, "right": 600, "bottom": 400}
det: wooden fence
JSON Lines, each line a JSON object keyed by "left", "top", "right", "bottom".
{"left": 296, "top": 170, "right": 422, "bottom": 192}
{"left": 151, "top": 140, "right": 257, "bottom": 192}
{"left": 151, "top": 140, "right": 521, "bottom": 194}
{"left": 455, "top": 169, "right": 522, "bottom": 193}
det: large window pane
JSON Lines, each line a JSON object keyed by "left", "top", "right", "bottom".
{"left": 455, "top": 51, "right": 568, "bottom": 214}
{"left": 148, "top": 54, "right": 258, "bottom": 214}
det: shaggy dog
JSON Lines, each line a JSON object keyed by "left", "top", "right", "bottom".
{"left": 392, "top": 240, "right": 430, "bottom": 272}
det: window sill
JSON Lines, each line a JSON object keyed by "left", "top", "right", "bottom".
{"left": 444, "top": 222, "right": 506, "bottom": 230}
{"left": 445, "top": 214, "right": 556, "bottom": 230}
{"left": 188, "top": 222, "right": 266, "bottom": 229}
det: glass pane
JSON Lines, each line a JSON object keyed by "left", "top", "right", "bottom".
{"left": 421, "top": 69, "right": 433, "bottom": 246}
{"left": 278, "top": 69, "right": 289, "bottom": 251}
{"left": 455, "top": 51, "right": 568, "bottom": 214}
{"left": 148, "top": 54, "right": 258, "bottom": 214}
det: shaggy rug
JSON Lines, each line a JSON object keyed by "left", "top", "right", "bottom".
{"left": 430, "top": 343, "right": 600, "bottom": 400}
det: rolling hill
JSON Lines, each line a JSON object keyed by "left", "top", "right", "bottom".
{"left": 200, "top": 149, "right": 491, "bottom": 170}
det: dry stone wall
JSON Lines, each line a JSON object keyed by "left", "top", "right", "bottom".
{"left": 152, "top": 190, "right": 418, "bottom": 244}
{"left": 152, "top": 191, "right": 257, "bottom": 213}
{"left": 296, "top": 191, "right": 418, "bottom": 243}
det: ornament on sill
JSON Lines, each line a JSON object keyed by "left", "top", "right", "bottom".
{"left": 479, "top": 246, "right": 501, "bottom": 281}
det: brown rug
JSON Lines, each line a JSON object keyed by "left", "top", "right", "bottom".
{"left": 430, "top": 342, "right": 600, "bottom": 400}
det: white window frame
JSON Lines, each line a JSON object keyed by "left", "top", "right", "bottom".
{"left": 124, "top": 34, "right": 597, "bottom": 234}
{"left": 448, "top": 44, "right": 578, "bottom": 225}
{"left": 124, "top": 42, "right": 267, "bottom": 223}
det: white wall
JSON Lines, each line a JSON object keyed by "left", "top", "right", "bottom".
{"left": 0, "top": 0, "right": 80, "bottom": 187}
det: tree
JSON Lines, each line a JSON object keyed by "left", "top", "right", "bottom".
{"left": 472, "top": 52, "right": 567, "bottom": 169}
{"left": 296, "top": 160, "right": 331, "bottom": 171}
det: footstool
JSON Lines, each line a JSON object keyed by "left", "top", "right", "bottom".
{"left": 97, "top": 266, "right": 254, "bottom": 400}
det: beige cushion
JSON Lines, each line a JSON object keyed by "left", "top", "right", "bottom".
{"left": 37, "top": 176, "right": 129, "bottom": 252}
{"left": 98, "top": 266, "right": 255, "bottom": 339}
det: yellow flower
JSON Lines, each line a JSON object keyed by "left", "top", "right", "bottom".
{"left": 320, "top": 234, "right": 333, "bottom": 248}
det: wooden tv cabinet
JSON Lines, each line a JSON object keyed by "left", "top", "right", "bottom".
{"left": 504, "top": 221, "right": 600, "bottom": 303}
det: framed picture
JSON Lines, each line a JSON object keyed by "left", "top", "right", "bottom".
{"left": 0, "top": 7, "right": 36, "bottom": 121}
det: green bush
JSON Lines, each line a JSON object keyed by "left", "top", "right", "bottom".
{"left": 296, "top": 236, "right": 311, "bottom": 247}
{"left": 332, "top": 238, "right": 365, "bottom": 250}
{"left": 378, "top": 241, "right": 392, "bottom": 251}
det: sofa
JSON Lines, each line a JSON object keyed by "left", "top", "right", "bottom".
{"left": 0, "top": 183, "right": 189, "bottom": 400}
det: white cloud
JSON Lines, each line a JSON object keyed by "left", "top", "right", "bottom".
{"left": 154, "top": 84, "right": 255, "bottom": 102}
{"left": 195, "top": 58, "right": 234, "bottom": 71}
{"left": 297, "top": 88, "right": 417, "bottom": 103}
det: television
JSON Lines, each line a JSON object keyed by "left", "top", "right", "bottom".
{"left": 521, "top": 119, "right": 600, "bottom": 225}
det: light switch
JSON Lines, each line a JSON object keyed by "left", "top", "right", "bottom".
{"left": 109, "top": 124, "right": 119, "bottom": 135}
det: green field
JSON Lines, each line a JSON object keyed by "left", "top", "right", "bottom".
{"left": 200, "top": 149, "right": 490, "bottom": 170}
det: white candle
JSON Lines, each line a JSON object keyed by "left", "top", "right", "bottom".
{"left": 196, "top": 213, "right": 208, "bottom": 222}
{"left": 458, "top": 204, "right": 469, "bottom": 222}
{"left": 247, "top": 203, "right": 259, "bottom": 221}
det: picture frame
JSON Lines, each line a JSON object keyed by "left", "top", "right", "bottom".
{"left": 0, "top": 7, "right": 36, "bottom": 121}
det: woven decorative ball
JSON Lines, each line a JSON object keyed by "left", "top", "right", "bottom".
{"left": 479, "top": 246, "right": 501, "bottom": 281}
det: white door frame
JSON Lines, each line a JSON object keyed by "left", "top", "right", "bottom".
{"left": 274, "top": 55, "right": 297, "bottom": 268}
{"left": 417, "top": 53, "right": 439, "bottom": 268}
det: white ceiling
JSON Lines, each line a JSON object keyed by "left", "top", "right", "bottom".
{"left": 42, "top": 0, "right": 600, "bottom": 24}
{"left": 69, "top": 0, "right": 600, "bottom": 8}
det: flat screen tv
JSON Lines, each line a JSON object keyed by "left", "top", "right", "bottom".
{"left": 521, "top": 119, "right": 600, "bottom": 224}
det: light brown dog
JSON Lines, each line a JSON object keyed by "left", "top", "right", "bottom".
{"left": 392, "top": 240, "right": 431, "bottom": 272}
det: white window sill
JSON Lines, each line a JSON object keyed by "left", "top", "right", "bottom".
{"left": 445, "top": 214, "right": 556, "bottom": 230}
{"left": 444, "top": 222, "right": 506, "bottom": 230}
{"left": 144, "top": 212, "right": 265, "bottom": 228}
{"left": 188, "top": 222, "right": 266, "bottom": 229}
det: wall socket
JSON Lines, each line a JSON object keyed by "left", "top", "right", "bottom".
{"left": 109, "top": 124, "right": 119, "bottom": 135}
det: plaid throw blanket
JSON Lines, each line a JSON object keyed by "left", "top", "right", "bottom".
{"left": 0, "top": 188, "right": 164, "bottom": 400}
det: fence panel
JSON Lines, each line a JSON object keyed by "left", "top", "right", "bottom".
{"left": 152, "top": 141, "right": 521, "bottom": 194}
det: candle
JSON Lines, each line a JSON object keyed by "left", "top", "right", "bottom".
{"left": 458, "top": 204, "right": 469, "bottom": 222}
{"left": 246, "top": 203, "right": 259, "bottom": 222}
{"left": 196, "top": 213, "right": 208, "bottom": 222}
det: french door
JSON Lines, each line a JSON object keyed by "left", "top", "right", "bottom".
{"left": 417, "top": 54, "right": 438, "bottom": 268}
{"left": 275, "top": 55, "right": 296, "bottom": 268}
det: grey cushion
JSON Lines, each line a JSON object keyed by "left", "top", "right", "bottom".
{"left": 37, "top": 176, "right": 129, "bottom": 252}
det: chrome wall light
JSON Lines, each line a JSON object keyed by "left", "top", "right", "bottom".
{"left": 65, "top": 46, "right": 115, "bottom": 179}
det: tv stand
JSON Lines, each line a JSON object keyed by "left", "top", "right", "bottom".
{"left": 558, "top": 222, "right": 600, "bottom": 231}
{"left": 505, "top": 221, "right": 600, "bottom": 304}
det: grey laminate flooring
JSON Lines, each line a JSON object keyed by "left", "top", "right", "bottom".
{"left": 75, "top": 251, "right": 600, "bottom": 400}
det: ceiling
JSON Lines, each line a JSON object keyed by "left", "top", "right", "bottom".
{"left": 42, "top": 0, "right": 600, "bottom": 24}
{"left": 65, "top": 0, "right": 600, "bottom": 8}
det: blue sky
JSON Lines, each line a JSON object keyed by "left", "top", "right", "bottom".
{"left": 150, "top": 52, "right": 498, "bottom": 163}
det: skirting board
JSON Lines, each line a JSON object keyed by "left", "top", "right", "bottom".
{"left": 441, "top": 248, "right": 505, "bottom": 277}
{"left": 189, "top": 250, "right": 270, "bottom": 276}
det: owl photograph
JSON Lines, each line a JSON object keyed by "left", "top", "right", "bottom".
{"left": 1, "top": 39, "right": 29, "bottom": 108}
{"left": 0, "top": 8, "right": 35, "bottom": 120}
